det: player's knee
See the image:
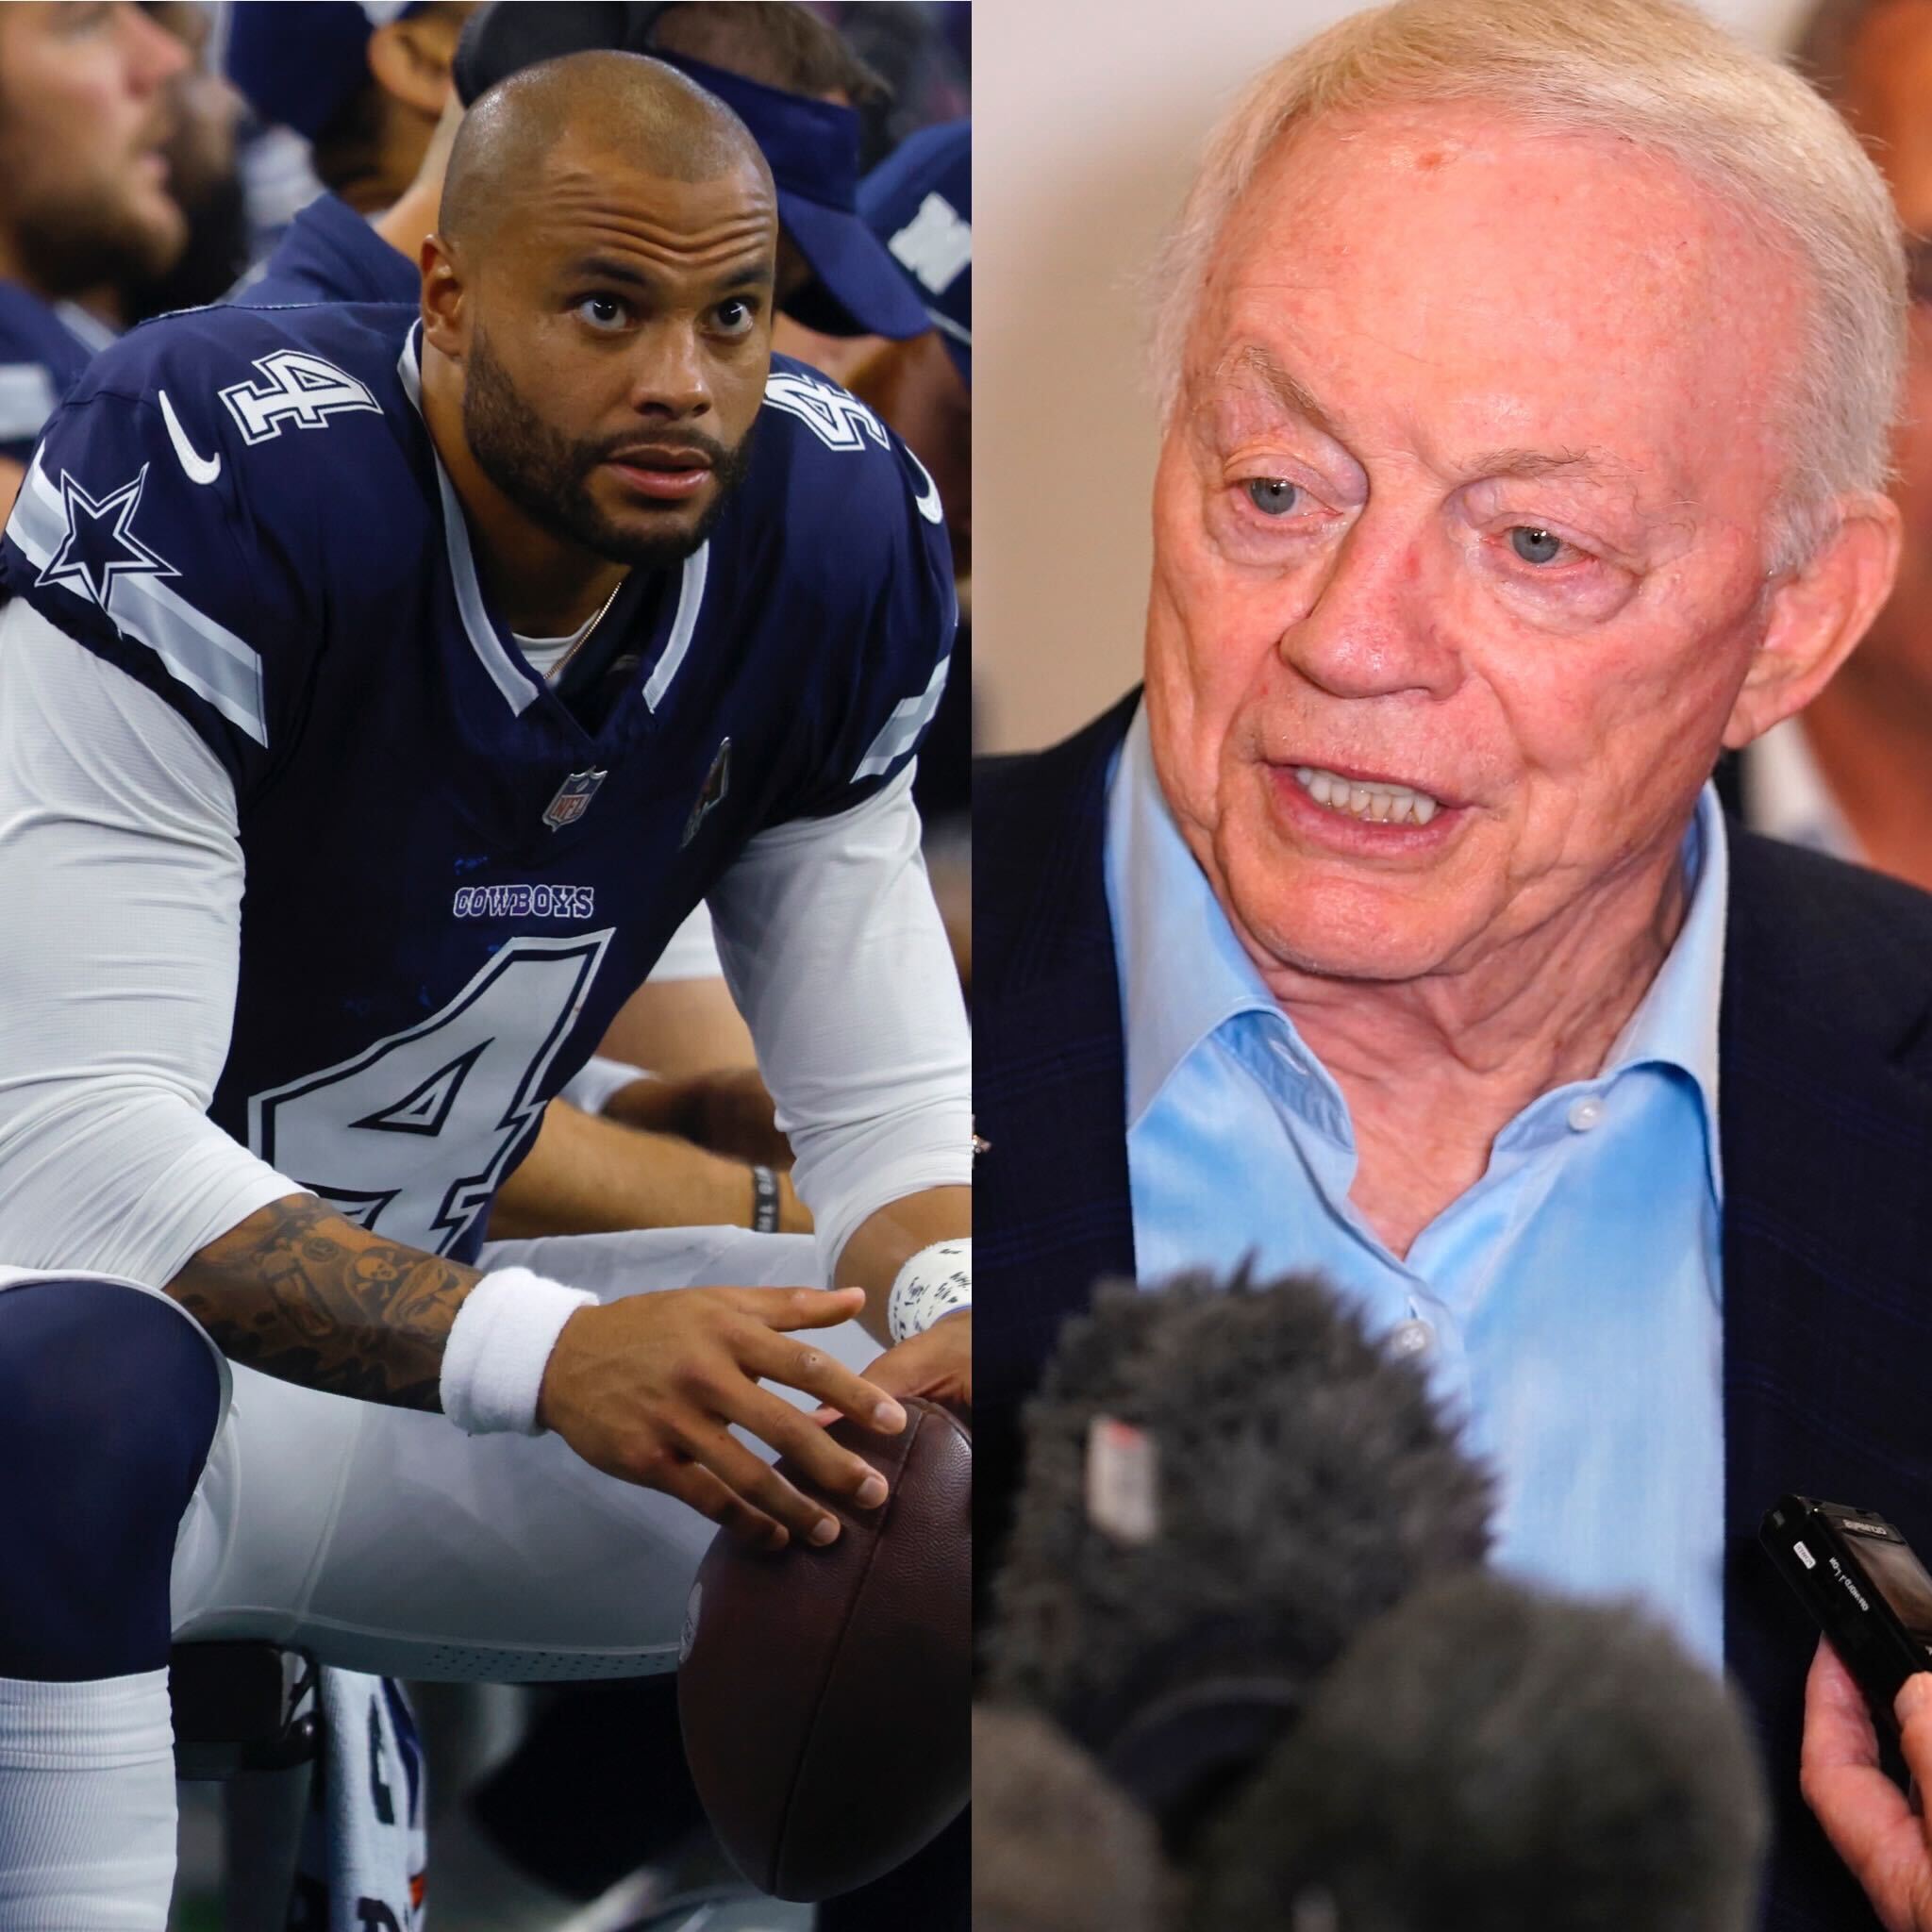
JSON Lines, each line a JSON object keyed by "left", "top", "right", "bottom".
{"left": 0, "top": 1277, "right": 221, "bottom": 1479}
{"left": 0, "top": 1278, "right": 222, "bottom": 1678}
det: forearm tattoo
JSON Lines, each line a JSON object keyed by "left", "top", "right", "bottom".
{"left": 170, "top": 1195, "right": 480, "bottom": 1409}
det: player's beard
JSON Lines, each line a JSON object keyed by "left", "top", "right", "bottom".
{"left": 3, "top": 172, "right": 185, "bottom": 297}
{"left": 463, "top": 325, "right": 755, "bottom": 571}
{"left": 0, "top": 90, "right": 186, "bottom": 297}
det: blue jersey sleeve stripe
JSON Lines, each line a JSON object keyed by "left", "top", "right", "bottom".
{"left": 641, "top": 542, "right": 710, "bottom": 712}
{"left": 9, "top": 454, "right": 269, "bottom": 746}
{"left": 852, "top": 649, "right": 953, "bottom": 782}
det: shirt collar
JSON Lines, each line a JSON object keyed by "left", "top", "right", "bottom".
{"left": 1107, "top": 702, "right": 1282, "bottom": 1129}
{"left": 1608, "top": 777, "right": 1727, "bottom": 1204}
{"left": 1106, "top": 700, "right": 1727, "bottom": 1195}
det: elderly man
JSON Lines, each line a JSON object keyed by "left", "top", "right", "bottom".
{"left": 975, "top": 1, "right": 1932, "bottom": 1924}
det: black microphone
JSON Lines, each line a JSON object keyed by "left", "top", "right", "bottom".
{"left": 972, "top": 1706, "right": 1175, "bottom": 1932}
{"left": 1191, "top": 1569, "right": 1769, "bottom": 1932}
{"left": 984, "top": 1270, "right": 1493, "bottom": 1852}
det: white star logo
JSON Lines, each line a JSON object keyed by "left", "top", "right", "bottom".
{"left": 37, "top": 464, "right": 176, "bottom": 610}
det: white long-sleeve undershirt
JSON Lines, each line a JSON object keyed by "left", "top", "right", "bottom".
{"left": 0, "top": 604, "right": 970, "bottom": 1290}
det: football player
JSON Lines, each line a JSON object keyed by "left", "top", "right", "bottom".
{"left": 227, "top": 0, "right": 940, "bottom": 1185}
{"left": 0, "top": 50, "right": 969, "bottom": 1927}
{"left": 0, "top": 2, "right": 190, "bottom": 520}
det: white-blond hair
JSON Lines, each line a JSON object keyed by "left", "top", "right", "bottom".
{"left": 1150, "top": 0, "right": 1906, "bottom": 566}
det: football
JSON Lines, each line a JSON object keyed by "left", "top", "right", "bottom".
{"left": 676, "top": 1396, "right": 972, "bottom": 1902}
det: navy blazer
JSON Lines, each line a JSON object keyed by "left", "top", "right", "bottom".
{"left": 975, "top": 692, "right": 1932, "bottom": 1931}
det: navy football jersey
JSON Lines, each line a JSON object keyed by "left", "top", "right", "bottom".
{"left": 0, "top": 283, "right": 112, "bottom": 464}
{"left": 233, "top": 191, "right": 419, "bottom": 309}
{"left": 0, "top": 301, "right": 955, "bottom": 1261}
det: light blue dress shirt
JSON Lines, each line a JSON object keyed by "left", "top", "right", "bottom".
{"left": 1105, "top": 704, "right": 1728, "bottom": 1671}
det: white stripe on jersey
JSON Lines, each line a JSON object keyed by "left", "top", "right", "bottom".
{"left": 8, "top": 451, "right": 268, "bottom": 743}
{"left": 852, "top": 649, "right": 953, "bottom": 782}
{"left": 643, "top": 543, "right": 709, "bottom": 711}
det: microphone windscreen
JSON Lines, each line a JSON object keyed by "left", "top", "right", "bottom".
{"left": 1191, "top": 1570, "right": 1769, "bottom": 1932}
{"left": 986, "top": 1272, "right": 1492, "bottom": 1764}
{"left": 973, "top": 1706, "right": 1175, "bottom": 1932}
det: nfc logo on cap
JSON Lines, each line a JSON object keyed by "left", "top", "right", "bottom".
{"left": 889, "top": 192, "right": 972, "bottom": 295}
{"left": 680, "top": 1580, "right": 703, "bottom": 1664}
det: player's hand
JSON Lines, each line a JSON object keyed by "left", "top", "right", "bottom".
{"left": 537, "top": 1285, "right": 907, "bottom": 1551}
{"left": 1801, "top": 1637, "right": 1932, "bottom": 1929}
{"left": 858, "top": 1307, "right": 971, "bottom": 1420}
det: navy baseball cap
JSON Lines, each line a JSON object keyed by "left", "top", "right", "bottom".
{"left": 860, "top": 120, "right": 971, "bottom": 390}
{"left": 225, "top": 2, "right": 429, "bottom": 142}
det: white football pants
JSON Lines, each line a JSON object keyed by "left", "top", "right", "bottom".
{"left": 168, "top": 1227, "right": 872, "bottom": 1678}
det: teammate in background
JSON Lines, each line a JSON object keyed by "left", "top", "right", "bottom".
{"left": 0, "top": 51, "right": 970, "bottom": 1929}
{"left": 112, "top": 3, "right": 253, "bottom": 326}
{"left": 0, "top": 2, "right": 189, "bottom": 520}
{"left": 225, "top": 0, "right": 476, "bottom": 251}
{"left": 63, "top": 3, "right": 249, "bottom": 332}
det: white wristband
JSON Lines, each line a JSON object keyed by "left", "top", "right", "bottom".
{"left": 441, "top": 1267, "right": 597, "bottom": 1436}
{"left": 886, "top": 1239, "right": 972, "bottom": 1343}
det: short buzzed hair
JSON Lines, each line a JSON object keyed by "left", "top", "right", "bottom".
{"left": 439, "top": 46, "right": 768, "bottom": 252}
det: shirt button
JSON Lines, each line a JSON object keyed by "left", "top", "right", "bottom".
{"left": 1390, "top": 1319, "right": 1434, "bottom": 1358}
{"left": 1566, "top": 1095, "right": 1605, "bottom": 1132}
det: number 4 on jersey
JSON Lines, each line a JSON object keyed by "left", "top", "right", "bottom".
{"left": 249, "top": 932, "right": 612, "bottom": 1254}
{"left": 220, "top": 350, "right": 382, "bottom": 446}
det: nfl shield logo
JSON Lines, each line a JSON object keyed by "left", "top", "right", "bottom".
{"left": 542, "top": 767, "right": 607, "bottom": 832}
{"left": 681, "top": 739, "right": 731, "bottom": 847}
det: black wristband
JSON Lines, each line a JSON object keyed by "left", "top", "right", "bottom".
{"left": 750, "top": 1165, "right": 781, "bottom": 1234}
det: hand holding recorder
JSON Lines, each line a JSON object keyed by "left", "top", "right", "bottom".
{"left": 1765, "top": 1496, "right": 1932, "bottom": 1929}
